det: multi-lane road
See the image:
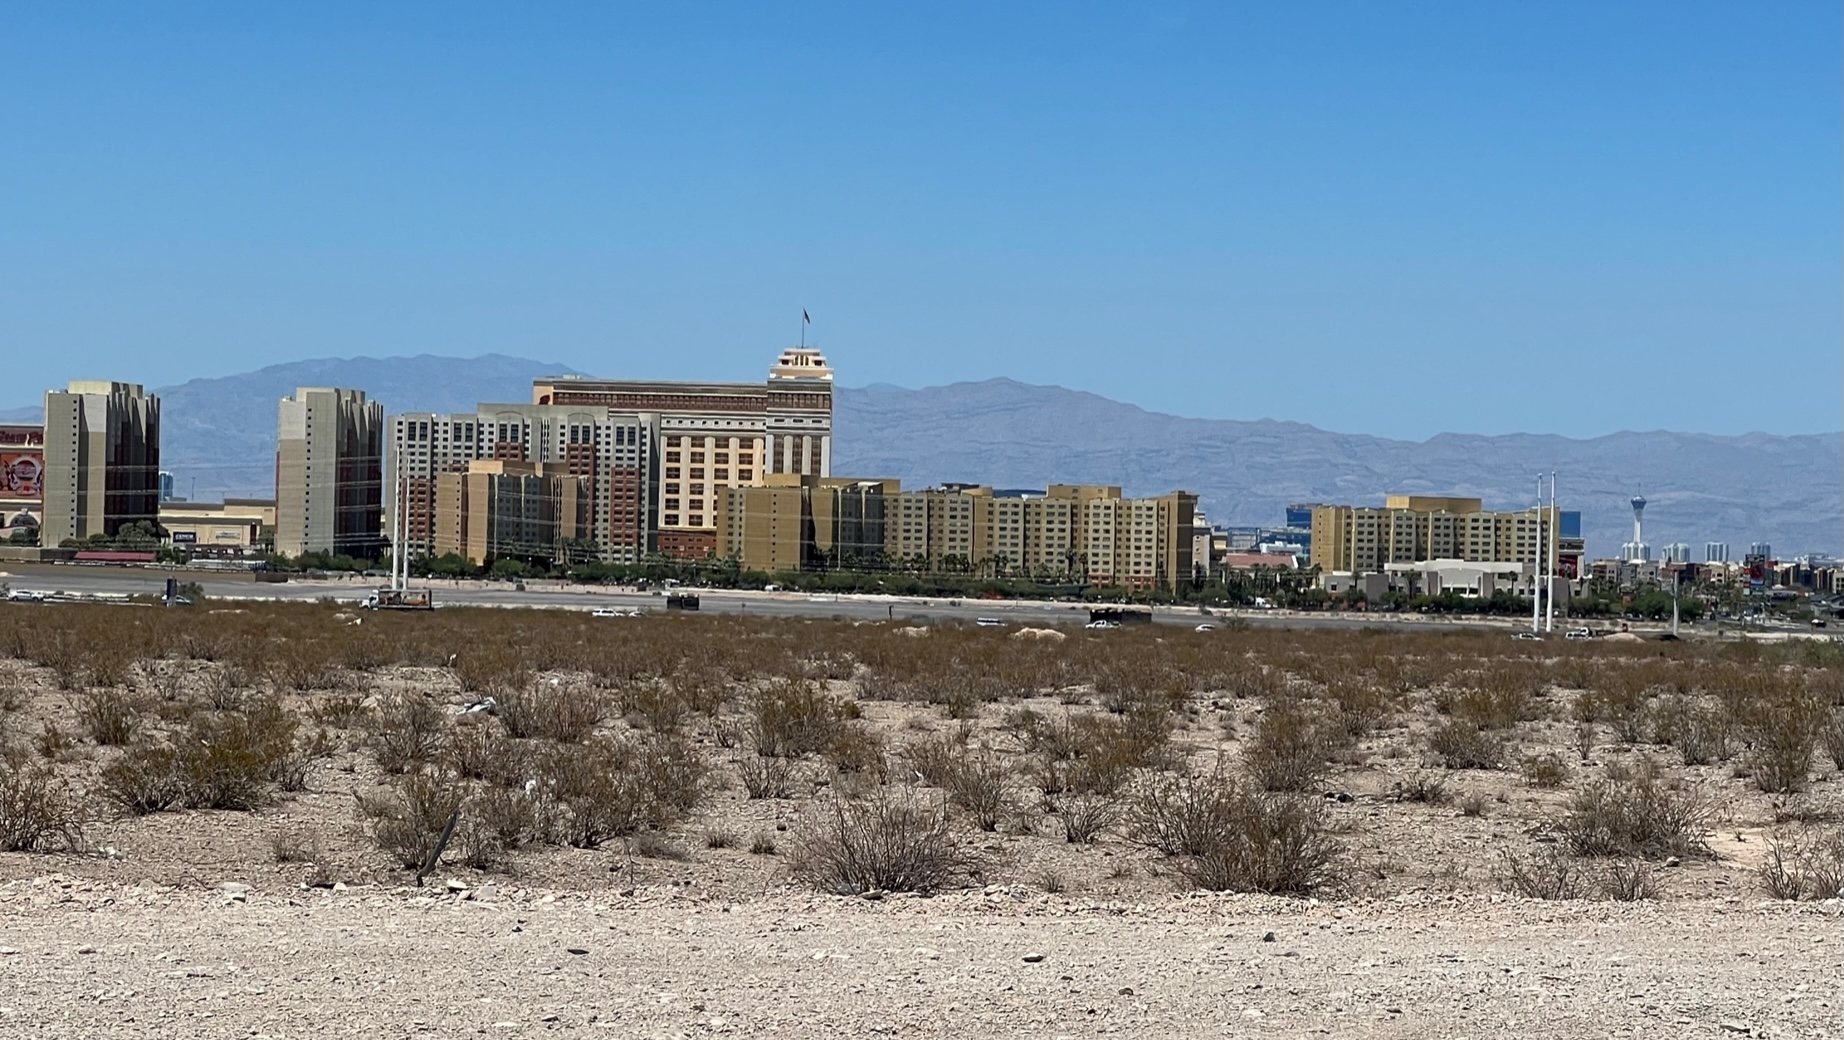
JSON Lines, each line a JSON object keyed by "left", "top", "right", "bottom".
{"left": 3, "top": 560, "right": 1541, "bottom": 634}
{"left": 0, "top": 565, "right": 1534, "bottom": 633}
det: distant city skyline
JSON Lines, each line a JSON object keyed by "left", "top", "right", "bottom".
{"left": 2, "top": 3, "right": 1838, "bottom": 440}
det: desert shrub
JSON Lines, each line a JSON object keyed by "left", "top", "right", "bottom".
{"left": 371, "top": 693, "right": 448, "bottom": 774}
{"left": 1427, "top": 719, "right": 1506, "bottom": 770}
{"left": 1742, "top": 695, "right": 1826, "bottom": 794}
{"left": 1018, "top": 709, "right": 1171, "bottom": 796}
{"left": 942, "top": 750, "right": 1012, "bottom": 832}
{"left": 499, "top": 682, "right": 604, "bottom": 743}
{"left": 95, "top": 743, "right": 184, "bottom": 814}
{"left": 1222, "top": 665, "right": 1286, "bottom": 700}
{"left": 200, "top": 667, "right": 251, "bottom": 713}
{"left": 1242, "top": 700, "right": 1342, "bottom": 792}
{"left": 789, "top": 792, "right": 973, "bottom": 894}
{"left": 1593, "top": 670, "right": 1654, "bottom": 744}
{"left": 738, "top": 753, "right": 796, "bottom": 799}
{"left": 704, "top": 828, "right": 739, "bottom": 849}
{"left": 0, "top": 761, "right": 85, "bottom": 852}
{"left": 356, "top": 772, "right": 465, "bottom": 870}
{"left": 272, "top": 728, "right": 337, "bottom": 793}
{"left": 1445, "top": 682, "right": 1534, "bottom": 732}
{"left": 309, "top": 694, "right": 372, "bottom": 730}
{"left": 1652, "top": 696, "right": 1733, "bottom": 766}
{"left": 470, "top": 784, "right": 537, "bottom": 849}
{"left": 903, "top": 727, "right": 968, "bottom": 787}
{"left": 745, "top": 678, "right": 849, "bottom": 758}
{"left": 1520, "top": 753, "right": 1570, "bottom": 788}
{"left": 175, "top": 701, "right": 298, "bottom": 810}
{"left": 823, "top": 724, "right": 888, "bottom": 777}
{"left": 749, "top": 832, "right": 778, "bottom": 855}
{"left": 1599, "top": 858, "right": 1660, "bottom": 901}
{"left": 1758, "top": 828, "right": 1844, "bottom": 900}
{"left": 36, "top": 722, "right": 75, "bottom": 762}
{"left": 1054, "top": 791, "right": 1121, "bottom": 843}
{"left": 1558, "top": 778, "right": 1710, "bottom": 860}
{"left": 534, "top": 734, "right": 709, "bottom": 848}
{"left": 444, "top": 725, "right": 528, "bottom": 786}
{"left": 77, "top": 688, "right": 144, "bottom": 746}
{"left": 619, "top": 678, "right": 687, "bottom": 733}
{"left": 1497, "top": 848, "right": 1584, "bottom": 899}
{"left": 269, "top": 829, "right": 320, "bottom": 864}
{"left": 453, "top": 644, "right": 529, "bottom": 693}
{"left": 1825, "top": 710, "right": 1844, "bottom": 772}
{"left": 1392, "top": 771, "right": 1452, "bottom": 804}
{"left": 1125, "top": 767, "right": 1342, "bottom": 895}
{"left": 265, "top": 640, "right": 342, "bottom": 692}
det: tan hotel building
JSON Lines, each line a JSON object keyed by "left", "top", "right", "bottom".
{"left": 535, "top": 348, "right": 834, "bottom": 559}
{"left": 720, "top": 479, "right": 1198, "bottom": 592}
{"left": 387, "top": 349, "right": 831, "bottom": 566}
{"left": 1310, "top": 495, "right": 1565, "bottom": 573}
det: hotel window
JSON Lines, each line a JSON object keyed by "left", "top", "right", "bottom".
{"left": 665, "top": 451, "right": 681, "bottom": 463}
{"left": 714, "top": 468, "right": 729, "bottom": 480}
{"left": 690, "top": 467, "right": 705, "bottom": 479}
{"left": 690, "top": 452, "right": 705, "bottom": 463}
{"left": 664, "top": 514, "right": 680, "bottom": 526}
{"left": 714, "top": 452, "right": 729, "bottom": 463}
{"left": 665, "top": 467, "right": 681, "bottom": 479}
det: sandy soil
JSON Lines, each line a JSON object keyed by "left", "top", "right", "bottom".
{"left": 1, "top": 876, "right": 1838, "bottom": 1039}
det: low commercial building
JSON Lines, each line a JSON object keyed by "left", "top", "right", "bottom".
{"left": 159, "top": 499, "right": 276, "bottom": 552}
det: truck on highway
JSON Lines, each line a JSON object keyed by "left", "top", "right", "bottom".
{"left": 666, "top": 593, "right": 700, "bottom": 612}
{"left": 364, "top": 588, "right": 435, "bottom": 611}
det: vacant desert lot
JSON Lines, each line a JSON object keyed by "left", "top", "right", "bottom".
{"left": 1, "top": 603, "right": 1842, "bottom": 1036}
{"left": 0, "top": 879, "right": 1839, "bottom": 1039}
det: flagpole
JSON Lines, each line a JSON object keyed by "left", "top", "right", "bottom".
{"left": 800, "top": 310, "right": 806, "bottom": 349}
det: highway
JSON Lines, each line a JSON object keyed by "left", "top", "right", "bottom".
{"left": 0, "top": 564, "right": 1532, "bottom": 633}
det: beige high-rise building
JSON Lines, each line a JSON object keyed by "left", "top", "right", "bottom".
{"left": 534, "top": 348, "right": 834, "bottom": 560}
{"left": 1310, "top": 496, "right": 1560, "bottom": 574}
{"left": 275, "top": 387, "right": 384, "bottom": 559}
{"left": 433, "top": 459, "right": 591, "bottom": 566}
{"left": 885, "top": 483, "right": 1196, "bottom": 590}
{"left": 41, "top": 381, "right": 160, "bottom": 545}
{"left": 716, "top": 475, "right": 897, "bottom": 574}
{"left": 388, "top": 405, "right": 650, "bottom": 565}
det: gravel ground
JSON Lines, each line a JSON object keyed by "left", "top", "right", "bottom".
{"left": 2, "top": 875, "right": 1838, "bottom": 1039}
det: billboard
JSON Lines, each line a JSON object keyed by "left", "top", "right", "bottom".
{"left": 1, "top": 451, "right": 43, "bottom": 502}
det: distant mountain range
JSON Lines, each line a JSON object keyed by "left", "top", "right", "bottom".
{"left": 6, "top": 355, "right": 1839, "bottom": 556}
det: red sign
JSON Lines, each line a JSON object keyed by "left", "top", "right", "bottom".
{"left": 0, "top": 451, "right": 42, "bottom": 501}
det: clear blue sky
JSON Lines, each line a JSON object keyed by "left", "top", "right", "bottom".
{"left": 2, "top": 2, "right": 1837, "bottom": 439}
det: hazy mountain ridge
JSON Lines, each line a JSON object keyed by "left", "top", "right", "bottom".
{"left": 831, "top": 378, "right": 1842, "bottom": 557}
{"left": 6, "top": 359, "right": 1838, "bottom": 557}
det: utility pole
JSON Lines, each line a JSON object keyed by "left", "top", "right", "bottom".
{"left": 1545, "top": 472, "right": 1558, "bottom": 633}
{"left": 1534, "top": 472, "right": 1548, "bottom": 634}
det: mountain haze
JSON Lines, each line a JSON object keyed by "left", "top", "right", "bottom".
{"left": 5, "top": 358, "right": 1837, "bottom": 557}
{"left": 832, "top": 379, "right": 1842, "bottom": 559}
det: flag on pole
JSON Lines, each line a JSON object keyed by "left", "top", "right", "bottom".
{"left": 803, "top": 310, "right": 811, "bottom": 324}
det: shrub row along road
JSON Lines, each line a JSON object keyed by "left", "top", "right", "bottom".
{"left": 4, "top": 567, "right": 1538, "bottom": 633}
{"left": 0, "top": 878, "right": 1835, "bottom": 1039}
